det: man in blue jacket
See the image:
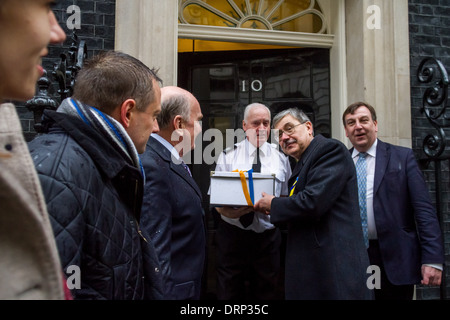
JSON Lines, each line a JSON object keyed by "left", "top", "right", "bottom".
{"left": 343, "top": 101, "right": 444, "bottom": 300}
{"left": 29, "top": 51, "right": 163, "bottom": 300}
{"left": 140, "top": 86, "right": 206, "bottom": 300}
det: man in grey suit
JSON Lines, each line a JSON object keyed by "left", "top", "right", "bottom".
{"left": 140, "top": 86, "right": 206, "bottom": 300}
{"left": 343, "top": 101, "right": 444, "bottom": 300}
{"left": 255, "top": 108, "right": 373, "bottom": 300}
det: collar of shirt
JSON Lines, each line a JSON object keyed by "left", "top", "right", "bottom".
{"left": 152, "top": 133, "right": 182, "bottom": 163}
{"left": 245, "top": 138, "right": 269, "bottom": 158}
{"left": 352, "top": 138, "right": 378, "bottom": 160}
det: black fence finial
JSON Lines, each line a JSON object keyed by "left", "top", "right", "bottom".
{"left": 26, "top": 31, "right": 87, "bottom": 133}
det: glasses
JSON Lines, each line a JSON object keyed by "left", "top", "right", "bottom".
{"left": 276, "top": 123, "right": 303, "bottom": 141}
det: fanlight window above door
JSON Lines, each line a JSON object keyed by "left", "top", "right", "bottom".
{"left": 179, "top": 0, "right": 327, "bottom": 34}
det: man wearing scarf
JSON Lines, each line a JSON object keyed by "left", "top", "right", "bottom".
{"left": 28, "top": 51, "right": 163, "bottom": 300}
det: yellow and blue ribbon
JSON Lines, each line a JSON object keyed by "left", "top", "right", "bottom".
{"left": 233, "top": 169, "right": 255, "bottom": 206}
{"left": 289, "top": 177, "right": 299, "bottom": 197}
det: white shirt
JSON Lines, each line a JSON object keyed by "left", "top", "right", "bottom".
{"left": 213, "top": 139, "right": 292, "bottom": 233}
{"left": 352, "top": 139, "right": 378, "bottom": 240}
{"left": 151, "top": 133, "right": 182, "bottom": 163}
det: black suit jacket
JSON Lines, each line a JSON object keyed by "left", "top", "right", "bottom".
{"left": 271, "top": 135, "right": 373, "bottom": 300}
{"left": 140, "top": 136, "right": 206, "bottom": 300}
{"left": 360, "top": 139, "right": 444, "bottom": 285}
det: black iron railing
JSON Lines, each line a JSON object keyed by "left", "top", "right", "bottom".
{"left": 417, "top": 57, "right": 449, "bottom": 300}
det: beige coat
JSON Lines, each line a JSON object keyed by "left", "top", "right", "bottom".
{"left": 0, "top": 103, "right": 64, "bottom": 300}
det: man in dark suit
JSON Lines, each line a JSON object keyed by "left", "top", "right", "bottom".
{"left": 140, "top": 86, "right": 206, "bottom": 300}
{"left": 342, "top": 101, "right": 444, "bottom": 300}
{"left": 255, "top": 108, "right": 373, "bottom": 300}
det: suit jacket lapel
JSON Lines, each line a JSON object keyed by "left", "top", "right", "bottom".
{"left": 288, "top": 135, "right": 322, "bottom": 187}
{"left": 374, "top": 140, "right": 388, "bottom": 196}
{"left": 290, "top": 160, "right": 302, "bottom": 187}
{"left": 170, "top": 161, "right": 202, "bottom": 198}
{"left": 349, "top": 139, "right": 388, "bottom": 196}
{"left": 149, "top": 136, "right": 202, "bottom": 199}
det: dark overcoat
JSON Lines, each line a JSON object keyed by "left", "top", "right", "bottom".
{"left": 28, "top": 110, "right": 163, "bottom": 300}
{"left": 271, "top": 134, "right": 373, "bottom": 300}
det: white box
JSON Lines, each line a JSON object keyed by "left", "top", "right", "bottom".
{"left": 209, "top": 171, "right": 275, "bottom": 206}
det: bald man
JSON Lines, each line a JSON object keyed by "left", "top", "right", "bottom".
{"left": 140, "top": 86, "right": 206, "bottom": 300}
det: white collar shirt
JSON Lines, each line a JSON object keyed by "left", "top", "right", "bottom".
{"left": 152, "top": 133, "right": 183, "bottom": 163}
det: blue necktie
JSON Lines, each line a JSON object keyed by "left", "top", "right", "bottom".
{"left": 356, "top": 152, "right": 369, "bottom": 248}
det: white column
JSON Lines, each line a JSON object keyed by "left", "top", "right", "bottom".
{"left": 345, "top": 0, "right": 412, "bottom": 147}
{"left": 323, "top": 0, "right": 349, "bottom": 142}
{"left": 115, "top": 0, "right": 178, "bottom": 86}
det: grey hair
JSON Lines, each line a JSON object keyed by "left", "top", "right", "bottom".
{"left": 243, "top": 103, "right": 271, "bottom": 122}
{"left": 157, "top": 92, "right": 191, "bottom": 129}
{"left": 273, "top": 108, "right": 311, "bottom": 128}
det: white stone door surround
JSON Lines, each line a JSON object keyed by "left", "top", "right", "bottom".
{"left": 115, "top": 0, "right": 412, "bottom": 146}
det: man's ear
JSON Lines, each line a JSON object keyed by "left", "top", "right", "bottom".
{"left": 173, "top": 115, "right": 184, "bottom": 130}
{"left": 120, "top": 99, "right": 137, "bottom": 129}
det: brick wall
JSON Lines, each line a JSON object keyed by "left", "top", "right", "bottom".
{"left": 409, "top": 0, "right": 450, "bottom": 300}
{"left": 20, "top": 0, "right": 116, "bottom": 141}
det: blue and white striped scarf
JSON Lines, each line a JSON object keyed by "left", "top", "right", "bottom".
{"left": 57, "top": 97, "right": 145, "bottom": 180}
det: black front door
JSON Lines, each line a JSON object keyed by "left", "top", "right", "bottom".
{"left": 178, "top": 47, "right": 331, "bottom": 299}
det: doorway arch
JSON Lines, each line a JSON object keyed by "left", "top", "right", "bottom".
{"left": 177, "top": 0, "right": 347, "bottom": 142}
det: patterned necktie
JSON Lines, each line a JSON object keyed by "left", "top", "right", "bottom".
{"left": 240, "top": 148, "right": 261, "bottom": 228}
{"left": 356, "top": 152, "right": 369, "bottom": 248}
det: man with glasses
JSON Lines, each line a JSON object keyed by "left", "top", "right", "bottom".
{"left": 212, "top": 103, "right": 291, "bottom": 300}
{"left": 255, "top": 108, "right": 373, "bottom": 300}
